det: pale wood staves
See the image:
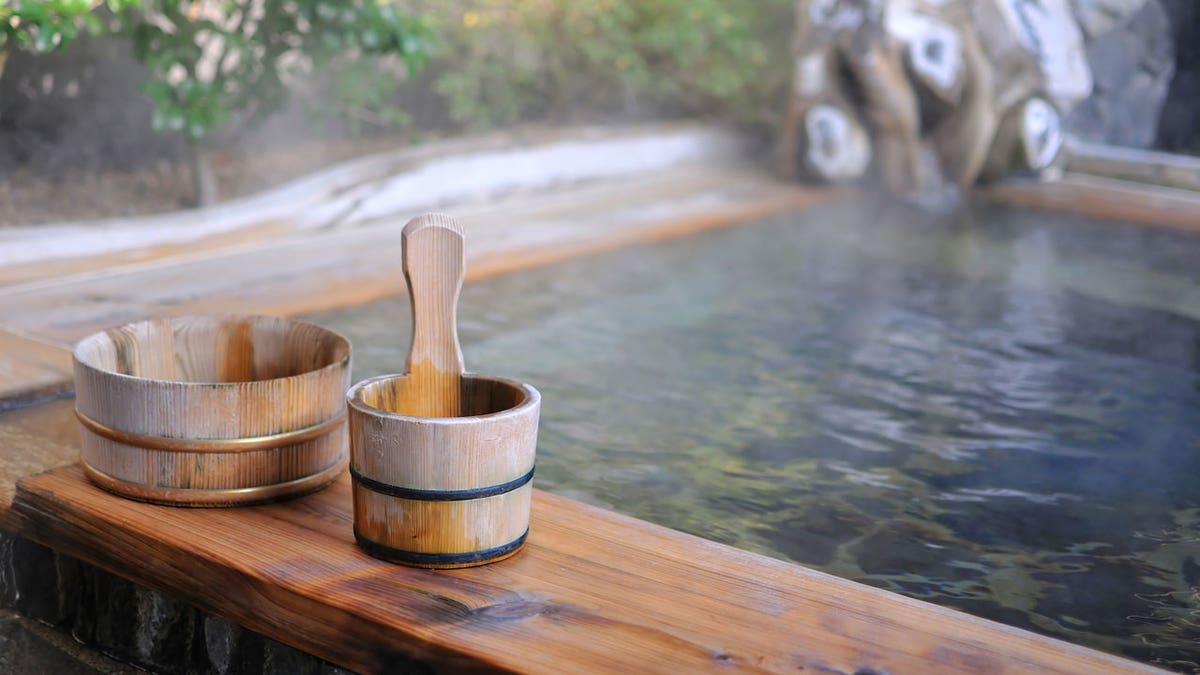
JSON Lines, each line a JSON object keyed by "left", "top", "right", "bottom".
{"left": 401, "top": 213, "right": 466, "bottom": 418}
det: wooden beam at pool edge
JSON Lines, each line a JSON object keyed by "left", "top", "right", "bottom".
{"left": 0, "top": 399, "right": 80, "bottom": 531}
{"left": 0, "top": 331, "right": 74, "bottom": 412}
{"left": 465, "top": 190, "right": 840, "bottom": 284}
{"left": 985, "top": 174, "right": 1200, "bottom": 231}
{"left": 13, "top": 460, "right": 1159, "bottom": 675}
{"left": 177, "top": 185, "right": 836, "bottom": 321}
{"left": 0, "top": 173, "right": 832, "bottom": 346}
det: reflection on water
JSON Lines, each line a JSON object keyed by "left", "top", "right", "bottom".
{"left": 311, "top": 197, "right": 1200, "bottom": 670}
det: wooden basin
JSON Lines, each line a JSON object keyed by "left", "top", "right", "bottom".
{"left": 72, "top": 315, "right": 351, "bottom": 506}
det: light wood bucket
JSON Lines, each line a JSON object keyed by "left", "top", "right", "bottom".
{"left": 347, "top": 214, "right": 540, "bottom": 568}
{"left": 73, "top": 315, "right": 351, "bottom": 507}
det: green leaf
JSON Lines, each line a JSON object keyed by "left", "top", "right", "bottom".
{"left": 32, "top": 25, "right": 59, "bottom": 52}
{"left": 131, "top": 23, "right": 164, "bottom": 62}
{"left": 14, "top": 3, "right": 48, "bottom": 25}
{"left": 7, "top": 0, "right": 434, "bottom": 145}
{"left": 361, "top": 28, "right": 381, "bottom": 50}
{"left": 166, "top": 111, "right": 186, "bottom": 132}
{"left": 50, "top": 0, "right": 92, "bottom": 14}
{"left": 139, "top": 79, "right": 174, "bottom": 104}
{"left": 315, "top": 3, "right": 337, "bottom": 21}
{"left": 80, "top": 12, "right": 102, "bottom": 34}
{"left": 186, "top": 119, "right": 206, "bottom": 141}
{"left": 150, "top": 107, "right": 169, "bottom": 132}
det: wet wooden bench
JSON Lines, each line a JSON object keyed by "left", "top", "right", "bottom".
{"left": 11, "top": 447, "right": 1151, "bottom": 674}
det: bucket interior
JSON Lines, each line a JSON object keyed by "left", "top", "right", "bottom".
{"left": 356, "top": 374, "right": 527, "bottom": 418}
{"left": 75, "top": 316, "right": 349, "bottom": 384}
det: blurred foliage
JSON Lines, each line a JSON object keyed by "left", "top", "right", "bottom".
{"left": 421, "top": 0, "right": 794, "bottom": 130}
{"left": 0, "top": 0, "right": 135, "bottom": 54}
{"left": 313, "top": 57, "right": 415, "bottom": 135}
{"left": 5, "top": 0, "right": 795, "bottom": 141}
{"left": 114, "top": 1, "right": 433, "bottom": 144}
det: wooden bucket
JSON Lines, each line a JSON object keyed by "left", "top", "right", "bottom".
{"left": 347, "top": 214, "right": 540, "bottom": 568}
{"left": 73, "top": 315, "right": 351, "bottom": 507}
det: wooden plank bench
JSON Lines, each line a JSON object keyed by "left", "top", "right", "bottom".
{"left": 985, "top": 173, "right": 1200, "bottom": 232}
{"left": 0, "top": 331, "right": 73, "bottom": 412}
{"left": 13, "top": 453, "right": 1156, "bottom": 674}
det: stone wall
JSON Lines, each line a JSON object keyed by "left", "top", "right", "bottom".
{"left": 0, "top": 532, "right": 400, "bottom": 675}
{"left": 1156, "top": 0, "right": 1200, "bottom": 154}
{"left": 1066, "top": 0, "right": 1175, "bottom": 148}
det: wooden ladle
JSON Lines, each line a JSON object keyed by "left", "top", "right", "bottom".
{"left": 401, "top": 213, "right": 466, "bottom": 418}
{"left": 346, "top": 213, "right": 541, "bottom": 568}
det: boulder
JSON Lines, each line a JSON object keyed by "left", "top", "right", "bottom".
{"left": 1154, "top": 0, "right": 1200, "bottom": 154}
{"left": 1066, "top": 0, "right": 1174, "bottom": 148}
{"left": 1070, "top": 0, "right": 1148, "bottom": 39}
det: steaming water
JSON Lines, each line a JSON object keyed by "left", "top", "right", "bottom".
{"left": 310, "top": 197, "right": 1200, "bottom": 670}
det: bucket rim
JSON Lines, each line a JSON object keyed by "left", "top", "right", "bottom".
{"left": 72, "top": 314, "right": 352, "bottom": 389}
{"left": 346, "top": 372, "right": 539, "bottom": 424}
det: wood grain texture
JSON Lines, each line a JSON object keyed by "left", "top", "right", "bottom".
{"left": 347, "top": 213, "right": 540, "bottom": 567}
{"left": 0, "top": 330, "right": 73, "bottom": 410}
{"left": 349, "top": 375, "right": 538, "bottom": 491}
{"left": 0, "top": 399, "right": 79, "bottom": 530}
{"left": 72, "top": 315, "right": 351, "bottom": 506}
{"left": 985, "top": 174, "right": 1200, "bottom": 232}
{"left": 0, "top": 170, "right": 830, "bottom": 345}
{"left": 0, "top": 219, "right": 293, "bottom": 290}
{"left": 1066, "top": 141, "right": 1200, "bottom": 193}
{"left": 352, "top": 482, "right": 532, "bottom": 558}
{"left": 13, "top": 464, "right": 1160, "bottom": 674}
{"left": 840, "top": 36, "right": 923, "bottom": 196}
{"left": 347, "top": 375, "right": 539, "bottom": 566}
{"left": 401, "top": 214, "right": 466, "bottom": 418}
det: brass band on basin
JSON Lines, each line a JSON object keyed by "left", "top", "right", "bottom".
{"left": 80, "top": 457, "right": 347, "bottom": 507}
{"left": 75, "top": 408, "right": 347, "bottom": 454}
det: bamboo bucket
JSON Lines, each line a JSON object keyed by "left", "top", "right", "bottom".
{"left": 73, "top": 315, "right": 351, "bottom": 507}
{"left": 347, "top": 214, "right": 540, "bottom": 568}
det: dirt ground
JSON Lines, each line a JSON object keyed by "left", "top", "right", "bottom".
{"left": 0, "top": 135, "right": 424, "bottom": 228}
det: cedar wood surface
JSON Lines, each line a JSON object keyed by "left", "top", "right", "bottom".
{"left": 0, "top": 330, "right": 74, "bottom": 407}
{"left": 15, "top": 463, "right": 1159, "bottom": 674}
{"left": 985, "top": 174, "right": 1200, "bottom": 231}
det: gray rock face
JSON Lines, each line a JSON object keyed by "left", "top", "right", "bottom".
{"left": 1071, "top": 0, "right": 1149, "bottom": 39}
{"left": 0, "top": 613, "right": 137, "bottom": 675}
{"left": 1156, "top": 0, "right": 1200, "bottom": 154}
{"left": 0, "top": 531, "right": 367, "bottom": 675}
{"left": 1066, "top": 0, "right": 1174, "bottom": 147}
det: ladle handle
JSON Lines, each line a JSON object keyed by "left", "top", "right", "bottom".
{"left": 402, "top": 213, "right": 465, "bottom": 417}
